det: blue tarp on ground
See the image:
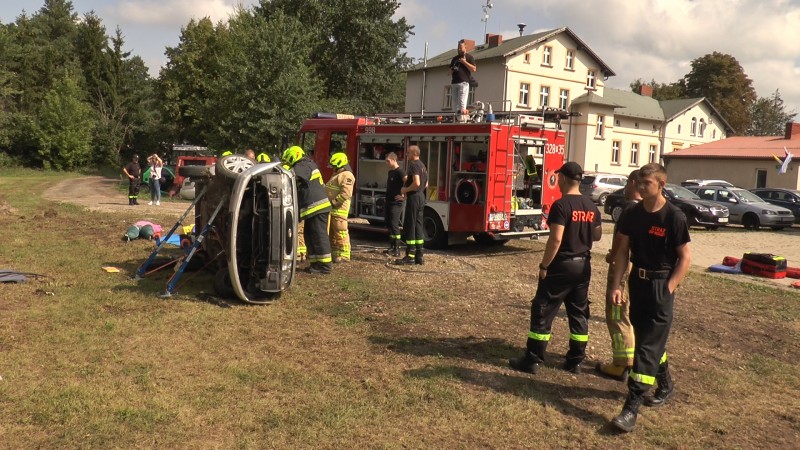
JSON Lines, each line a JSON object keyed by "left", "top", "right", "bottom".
{"left": 155, "top": 233, "right": 182, "bottom": 247}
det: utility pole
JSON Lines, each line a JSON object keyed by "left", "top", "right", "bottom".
{"left": 481, "top": 0, "right": 493, "bottom": 40}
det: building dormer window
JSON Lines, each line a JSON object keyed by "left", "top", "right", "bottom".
{"left": 539, "top": 86, "right": 550, "bottom": 107}
{"left": 677, "top": 124, "right": 682, "bottom": 134}
{"left": 699, "top": 119, "right": 706, "bottom": 137}
{"left": 559, "top": 89, "right": 569, "bottom": 110}
{"left": 712, "top": 129, "right": 716, "bottom": 139}
{"left": 542, "top": 46, "right": 552, "bottom": 66}
{"left": 690, "top": 117, "right": 697, "bottom": 136}
{"left": 587, "top": 70, "right": 596, "bottom": 89}
{"left": 596, "top": 115, "right": 605, "bottom": 138}
{"left": 565, "top": 50, "right": 574, "bottom": 70}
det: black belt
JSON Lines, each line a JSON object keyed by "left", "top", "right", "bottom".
{"left": 633, "top": 266, "right": 671, "bottom": 280}
{"left": 554, "top": 255, "right": 588, "bottom": 263}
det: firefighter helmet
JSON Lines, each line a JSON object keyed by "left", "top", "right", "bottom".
{"left": 329, "top": 152, "right": 348, "bottom": 169}
{"left": 281, "top": 146, "right": 304, "bottom": 166}
{"left": 256, "top": 152, "right": 271, "bottom": 163}
{"left": 221, "top": 150, "right": 233, "bottom": 157}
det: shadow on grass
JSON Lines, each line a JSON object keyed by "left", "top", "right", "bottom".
{"left": 406, "top": 364, "right": 624, "bottom": 430}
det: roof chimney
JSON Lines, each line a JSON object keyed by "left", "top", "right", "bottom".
{"left": 785, "top": 122, "right": 800, "bottom": 140}
{"left": 640, "top": 84, "right": 654, "bottom": 97}
{"left": 462, "top": 39, "right": 476, "bottom": 53}
{"left": 485, "top": 33, "right": 502, "bottom": 47}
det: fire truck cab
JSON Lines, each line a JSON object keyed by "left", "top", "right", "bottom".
{"left": 297, "top": 111, "right": 568, "bottom": 248}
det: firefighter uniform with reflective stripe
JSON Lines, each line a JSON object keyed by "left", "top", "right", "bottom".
{"left": 325, "top": 166, "right": 354, "bottom": 261}
{"left": 293, "top": 157, "right": 333, "bottom": 272}
{"left": 399, "top": 158, "right": 428, "bottom": 264}
{"left": 617, "top": 201, "right": 689, "bottom": 396}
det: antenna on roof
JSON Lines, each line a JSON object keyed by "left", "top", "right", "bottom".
{"left": 481, "top": 0, "right": 493, "bottom": 39}
{"left": 517, "top": 23, "right": 526, "bottom": 36}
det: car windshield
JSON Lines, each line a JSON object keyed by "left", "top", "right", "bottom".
{"left": 731, "top": 188, "right": 763, "bottom": 203}
{"left": 665, "top": 184, "right": 700, "bottom": 200}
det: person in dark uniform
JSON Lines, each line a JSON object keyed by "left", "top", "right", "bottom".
{"left": 449, "top": 39, "right": 477, "bottom": 122}
{"left": 395, "top": 145, "right": 428, "bottom": 265}
{"left": 509, "top": 161, "right": 602, "bottom": 374}
{"left": 383, "top": 152, "right": 406, "bottom": 257}
{"left": 122, "top": 154, "right": 141, "bottom": 205}
{"left": 281, "top": 145, "right": 333, "bottom": 274}
{"left": 607, "top": 162, "right": 691, "bottom": 433}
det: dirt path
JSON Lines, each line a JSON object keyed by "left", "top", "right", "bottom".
{"left": 43, "top": 176, "right": 192, "bottom": 215}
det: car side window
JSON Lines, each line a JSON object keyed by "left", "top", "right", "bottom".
{"left": 698, "top": 189, "right": 715, "bottom": 201}
{"left": 776, "top": 192, "right": 788, "bottom": 201}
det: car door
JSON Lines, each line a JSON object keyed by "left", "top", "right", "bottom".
{"left": 777, "top": 191, "right": 800, "bottom": 220}
{"left": 715, "top": 188, "right": 744, "bottom": 223}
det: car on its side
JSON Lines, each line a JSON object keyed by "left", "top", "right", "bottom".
{"left": 579, "top": 172, "right": 628, "bottom": 205}
{"left": 750, "top": 188, "right": 800, "bottom": 223}
{"left": 687, "top": 185, "right": 794, "bottom": 230}
{"left": 604, "top": 184, "right": 730, "bottom": 230}
{"left": 680, "top": 179, "right": 734, "bottom": 188}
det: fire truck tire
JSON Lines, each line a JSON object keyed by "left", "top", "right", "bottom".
{"left": 216, "top": 154, "right": 256, "bottom": 181}
{"left": 473, "top": 232, "right": 509, "bottom": 246}
{"left": 423, "top": 207, "right": 447, "bottom": 249}
{"left": 178, "top": 165, "right": 212, "bottom": 178}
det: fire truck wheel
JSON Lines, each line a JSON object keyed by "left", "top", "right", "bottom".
{"left": 216, "top": 154, "right": 256, "bottom": 181}
{"left": 423, "top": 208, "right": 447, "bottom": 249}
{"left": 473, "top": 233, "right": 509, "bottom": 246}
{"left": 213, "top": 267, "right": 236, "bottom": 299}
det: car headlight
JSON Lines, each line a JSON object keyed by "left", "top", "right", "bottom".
{"left": 281, "top": 176, "right": 293, "bottom": 207}
{"left": 763, "top": 210, "right": 777, "bottom": 215}
{"left": 693, "top": 205, "right": 709, "bottom": 212}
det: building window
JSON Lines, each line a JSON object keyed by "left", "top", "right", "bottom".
{"left": 523, "top": 52, "right": 530, "bottom": 64}
{"left": 559, "top": 89, "right": 569, "bottom": 110}
{"left": 652, "top": 124, "right": 658, "bottom": 132}
{"left": 542, "top": 46, "right": 552, "bottom": 66}
{"left": 565, "top": 49, "right": 574, "bottom": 70}
{"left": 615, "top": 119, "right": 620, "bottom": 126}
{"left": 519, "top": 83, "right": 530, "bottom": 107}
{"left": 712, "top": 129, "right": 716, "bottom": 139}
{"left": 630, "top": 143, "right": 639, "bottom": 165}
{"left": 596, "top": 115, "right": 605, "bottom": 138}
{"left": 539, "top": 86, "right": 550, "bottom": 107}
{"left": 611, "top": 141, "right": 620, "bottom": 164}
{"left": 634, "top": 122, "right": 639, "bottom": 129}
{"left": 690, "top": 117, "right": 697, "bottom": 136}
{"left": 587, "top": 70, "right": 596, "bottom": 89}
{"left": 677, "top": 124, "right": 682, "bottom": 134}
{"left": 649, "top": 144, "right": 657, "bottom": 163}
{"left": 699, "top": 119, "right": 706, "bottom": 137}
{"left": 444, "top": 85, "right": 452, "bottom": 109}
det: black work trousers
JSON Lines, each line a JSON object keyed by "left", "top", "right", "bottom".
{"left": 385, "top": 201, "right": 404, "bottom": 244}
{"left": 304, "top": 212, "right": 332, "bottom": 269}
{"left": 402, "top": 193, "right": 425, "bottom": 254}
{"left": 128, "top": 180, "right": 140, "bottom": 203}
{"left": 627, "top": 275, "right": 674, "bottom": 395}
{"left": 526, "top": 257, "right": 591, "bottom": 365}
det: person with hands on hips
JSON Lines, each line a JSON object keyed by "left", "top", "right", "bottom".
{"left": 509, "top": 161, "right": 602, "bottom": 376}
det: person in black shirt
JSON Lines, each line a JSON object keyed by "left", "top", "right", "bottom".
{"left": 608, "top": 163, "right": 691, "bottom": 433}
{"left": 449, "top": 39, "right": 476, "bottom": 122}
{"left": 510, "top": 161, "right": 602, "bottom": 374}
{"left": 395, "top": 145, "right": 428, "bottom": 265}
{"left": 383, "top": 152, "right": 406, "bottom": 257}
{"left": 122, "top": 154, "right": 141, "bottom": 205}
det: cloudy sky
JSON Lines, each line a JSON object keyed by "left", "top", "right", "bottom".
{"left": 2, "top": 0, "right": 799, "bottom": 114}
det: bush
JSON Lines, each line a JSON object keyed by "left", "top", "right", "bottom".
{"left": 0, "top": 152, "right": 21, "bottom": 169}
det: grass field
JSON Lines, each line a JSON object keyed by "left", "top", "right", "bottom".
{"left": 1, "top": 170, "right": 799, "bottom": 448}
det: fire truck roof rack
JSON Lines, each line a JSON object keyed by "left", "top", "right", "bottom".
{"left": 371, "top": 108, "right": 579, "bottom": 126}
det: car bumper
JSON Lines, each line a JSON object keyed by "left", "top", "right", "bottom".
{"left": 694, "top": 213, "right": 729, "bottom": 226}
{"left": 760, "top": 215, "right": 795, "bottom": 226}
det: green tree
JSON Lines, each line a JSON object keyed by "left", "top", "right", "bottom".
{"left": 36, "top": 72, "right": 95, "bottom": 169}
{"left": 747, "top": 89, "right": 797, "bottom": 136}
{"left": 683, "top": 52, "right": 757, "bottom": 135}
{"left": 629, "top": 78, "right": 686, "bottom": 101}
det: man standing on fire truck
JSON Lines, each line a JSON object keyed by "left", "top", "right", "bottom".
{"left": 449, "top": 39, "right": 476, "bottom": 123}
{"left": 281, "top": 146, "right": 333, "bottom": 274}
{"left": 509, "top": 161, "right": 602, "bottom": 375}
{"left": 325, "top": 152, "right": 355, "bottom": 262}
{"left": 395, "top": 145, "right": 428, "bottom": 265}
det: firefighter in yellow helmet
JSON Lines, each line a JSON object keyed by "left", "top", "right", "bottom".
{"left": 282, "top": 162, "right": 306, "bottom": 261}
{"left": 325, "top": 152, "right": 355, "bottom": 262}
{"left": 282, "top": 145, "right": 332, "bottom": 273}
{"left": 257, "top": 152, "right": 271, "bottom": 163}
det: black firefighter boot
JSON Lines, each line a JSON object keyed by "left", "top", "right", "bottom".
{"left": 414, "top": 245, "right": 424, "bottom": 265}
{"left": 394, "top": 247, "right": 415, "bottom": 265}
{"left": 644, "top": 362, "right": 675, "bottom": 407}
{"left": 509, "top": 338, "right": 546, "bottom": 374}
{"left": 611, "top": 391, "right": 643, "bottom": 433}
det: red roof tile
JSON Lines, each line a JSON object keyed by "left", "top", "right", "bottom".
{"left": 665, "top": 136, "right": 800, "bottom": 160}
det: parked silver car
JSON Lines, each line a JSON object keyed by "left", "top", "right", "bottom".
{"left": 687, "top": 185, "right": 794, "bottom": 230}
{"left": 579, "top": 172, "right": 628, "bottom": 205}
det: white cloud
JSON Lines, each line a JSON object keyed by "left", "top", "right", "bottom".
{"left": 108, "top": 0, "right": 256, "bottom": 27}
{"left": 395, "top": 0, "right": 431, "bottom": 23}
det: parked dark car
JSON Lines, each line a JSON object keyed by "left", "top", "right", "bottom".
{"left": 750, "top": 188, "right": 800, "bottom": 223}
{"left": 604, "top": 184, "right": 730, "bottom": 230}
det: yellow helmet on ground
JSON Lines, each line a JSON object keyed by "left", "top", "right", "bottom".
{"left": 329, "top": 152, "right": 348, "bottom": 169}
{"left": 256, "top": 152, "right": 271, "bottom": 163}
{"left": 221, "top": 150, "right": 233, "bottom": 157}
{"left": 281, "top": 146, "right": 304, "bottom": 166}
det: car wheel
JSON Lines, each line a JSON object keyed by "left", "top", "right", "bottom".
{"left": 771, "top": 226, "right": 787, "bottom": 231}
{"left": 178, "top": 165, "right": 212, "bottom": 178}
{"left": 216, "top": 154, "right": 256, "bottom": 180}
{"left": 704, "top": 226, "right": 719, "bottom": 231}
{"left": 423, "top": 207, "right": 447, "bottom": 249}
{"left": 611, "top": 205, "right": 624, "bottom": 223}
{"left": 742, "top": 214, "right": 760, "bottom": 230}
{"left": 598, "top": 193, "right": 609, "bottom": 206}
{"left": 213, "top": 267, "right": 236, "bottom": 299}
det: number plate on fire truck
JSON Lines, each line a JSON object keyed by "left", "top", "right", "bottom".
{"left": 489, "top": 212, "right": 507, "bottom": 222}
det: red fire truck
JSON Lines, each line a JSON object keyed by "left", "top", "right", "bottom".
{"left": 297, "top": 111, "right": 569, "bottom": 248}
